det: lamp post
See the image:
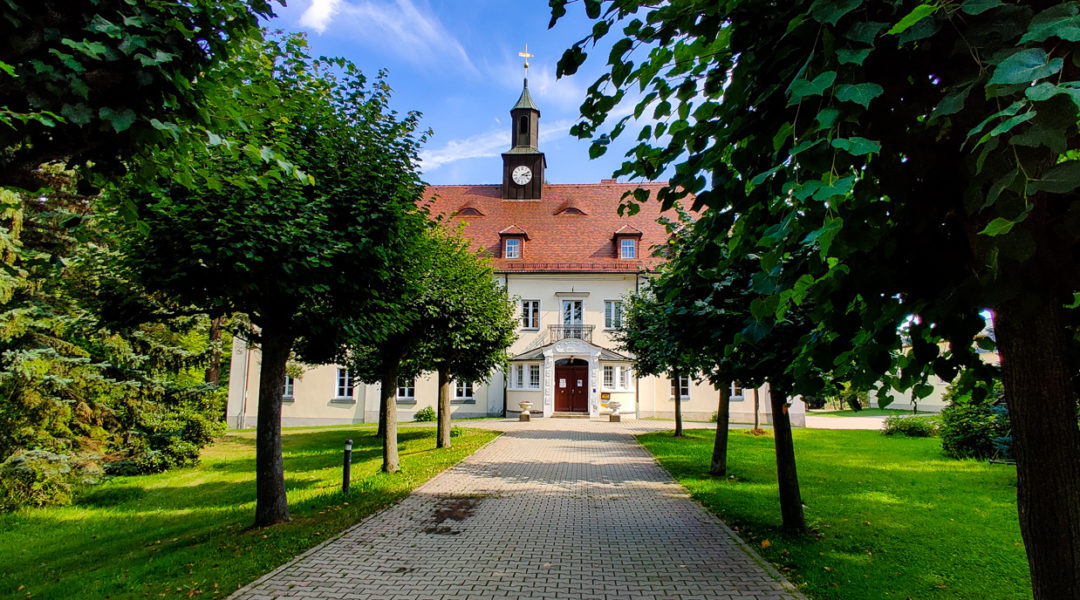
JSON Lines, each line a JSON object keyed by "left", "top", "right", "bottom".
{"left": 342, "top": 439, "right": 353, "bottom": 495}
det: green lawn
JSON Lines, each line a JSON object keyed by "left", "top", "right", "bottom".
{"left": 0, "top": 426, "right": 498, "bottom": 600}
{"left": 808, "top": 407, "right": 930, "bottom": 417}
{"left": 640, "top": 429, "right": 1029, "bottom": 600}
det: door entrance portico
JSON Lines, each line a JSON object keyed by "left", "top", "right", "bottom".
{"left": 542, "top": 337, "right": 602, "bottom": 418}
{"left": 554, "top": 359, "right": 588, "bottom": 412}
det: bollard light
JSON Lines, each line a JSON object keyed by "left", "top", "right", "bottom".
{"left": 342, "top": 438, "right": 353, "bottom": 495}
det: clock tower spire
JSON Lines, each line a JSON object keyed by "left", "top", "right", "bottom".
{"left": 502, "top": 46, "right": 546, "bottom": 200}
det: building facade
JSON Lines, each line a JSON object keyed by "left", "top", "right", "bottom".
{"left": 225, "top": 77, "right": 805, "bottom": 428}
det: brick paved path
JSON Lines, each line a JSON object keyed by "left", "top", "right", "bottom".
{"left": 231, "top": 419, "right": 803, "bottom": 600}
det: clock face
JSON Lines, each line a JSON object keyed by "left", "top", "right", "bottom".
{"left": 512, "top": 165, "right": 533, "bottom": 185}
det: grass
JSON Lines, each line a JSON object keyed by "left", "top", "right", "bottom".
{"left": 809, "top": 407, "right": 930, "bottom": 417}
{"left": 640, "top": 428, "right": 1029, "bottom": 600}
{"left": 0, "top": 426, "right": 498, "bottom": 600}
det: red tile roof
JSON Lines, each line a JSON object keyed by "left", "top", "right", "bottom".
{"left": 424, "top": 182, "right": 677, "bottom": 273}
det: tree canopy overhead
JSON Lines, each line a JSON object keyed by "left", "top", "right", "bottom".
{"left": 552, "top": 0, "right": 1080, "bottom": 597}
{"left": 0, "top": 0, "right": 276, "bottom": 190}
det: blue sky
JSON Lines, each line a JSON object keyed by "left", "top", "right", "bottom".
{"left": 268, "top": 0, "right": 639, "bottom": 186}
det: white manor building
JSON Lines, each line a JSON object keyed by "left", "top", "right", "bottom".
{"left": 226, "top": 78, "right": 805, "bottom": 429}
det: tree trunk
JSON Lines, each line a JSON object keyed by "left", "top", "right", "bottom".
{"left": 437, "top": 364, "right": 451, "bottom": 449}
{"left": 253, "top": 322, "right": 293, "bottom": 527}
{"left": 710, "top": 384, "right": 732, "bottom": 476}
{"left": 204, "top": 315, "right": 225, "bottom": 385}
{"left": 995, "top": 299, "right": 1080, "bottom": 600}
{"left": 769, "top": 386, "right": 806, "bottom": 534}
{"left": 673, "top": 371, "right": 683, "bottom": 437}
{"left": 380, "top": 360, "right": 401, "bottom": 473}
{"left": 753, "top": 387, "right": 760, "bottom": 431}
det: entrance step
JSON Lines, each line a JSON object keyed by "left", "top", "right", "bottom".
{"left": 551, "top": 411, "right": 590, "bottom": 419}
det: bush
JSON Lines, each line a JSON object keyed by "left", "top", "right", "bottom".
{"left": 0, "top": 450, "right": 103, "bottom": 511}
{"left": 938, "top": 375, "right": 1012, "bottom": 460}
{"left": 413, "top": 406, "right": 436, "bottom": 422}
{"left": 881, "top": 415, "right": 939, "bottom": 437}
{"left": 941, "top": 402, "right": 1010, "bottom": 460}
{"left": 105, "top": 391, "right": 226, "bottom": 476}
{"left": 450, "top": 426, "right": 464, "bottom": 438}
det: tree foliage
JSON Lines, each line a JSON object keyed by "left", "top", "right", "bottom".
{"left": 113, "top": 33, "right": 429, "bottom": 524}
{"left": 552, "top": 0, "right": 1080, "bottom": 595}
{"left": 344, "top": 223, "right": 517, "bottom": 463}
{"left": 0, "top": 0, "right": 276, "bottom": 190}
{"left": 0, "top": 175, "right": 226, "bottom": 511}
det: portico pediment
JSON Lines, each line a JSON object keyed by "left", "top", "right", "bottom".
{"left": 547, "top": 337, "right": 598, "bottom": 356}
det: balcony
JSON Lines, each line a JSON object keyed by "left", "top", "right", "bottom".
{"left": 549, "top": 324, "right": 594, "bottom": 343}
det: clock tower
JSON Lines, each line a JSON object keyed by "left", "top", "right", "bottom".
{"left": 502, "top": 76, "right": 546, "bottom": 200}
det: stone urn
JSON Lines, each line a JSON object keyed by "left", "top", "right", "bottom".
{"left": 518, "top": 401, "right": 533, "bottom": 422}
{"left": 608, "top": 400, "right": 622, "bottom": 422}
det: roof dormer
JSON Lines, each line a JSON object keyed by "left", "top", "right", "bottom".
{"left": 499, "top": 225, "right": 529, "bottom": 260}
{"left": 553, "top": 201, "right": 587, "bottom": 216}
{"left": 454, "top": 206, "right": 485, "bottom": 217}
{"left": 612, "top": 225, "right": 643, "bottom": 260}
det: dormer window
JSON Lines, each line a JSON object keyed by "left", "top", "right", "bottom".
{"left": 505, "top": 238, "right": 521, "bottom": 259}
{"left": 612, "top": 225, "right": 643, "bottom": 260}
{"left": 499, "top": 225, "right": 529, "bottom": 259}
{"left": 456, "top": 207, "right": 483, "bottom": 216}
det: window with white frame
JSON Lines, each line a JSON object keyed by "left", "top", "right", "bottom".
{"left": 397, "top": 380, "right": 415, "bottom": 401}
{"left": 511, "top": 364, "right": 541, "bottom": 389}
{"left": 602, "top": 365, "right": 634, "bottom": 391}
{"left": 620, "top": 238, "right": 636, "bottom": 259}
{"left": 284, "top": 375, "right": 294, "bottom": 398}
{"left": 336, "top": 368, "right": 354, "bottom": 398}
{"left": 454, "top": 380, "right": 474, "bottom": 399}
{"left": 505, "top": 238, "right": 521, "bottom": 259}
{"left": 604, "top": 300, "right": 624, "bottom": 329}
{"left": 731, "top": 382, "right": 744, "bottom": 398}
{"left": 521, "top": 299, "right": 540, "bottom": 329}
{"left": 671, "top": 375, "right": 691, "bottom": 398}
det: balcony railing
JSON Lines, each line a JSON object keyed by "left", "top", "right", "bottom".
{"left": 549, "top": 324, "right": 594, "bottom": 343}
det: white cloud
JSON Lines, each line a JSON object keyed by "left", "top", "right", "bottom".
{"left": 420, "top": 119, "right": 574, "bottom": 172}
{"left": 297, "top": 0, "right": 477, "bottom": 76}
{"left": 299, "top": 0, "right": 343, "bottom": 34}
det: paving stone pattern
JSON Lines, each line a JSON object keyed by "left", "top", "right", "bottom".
{"left": 231, "top": 419, "right": 803, "bottom": 600}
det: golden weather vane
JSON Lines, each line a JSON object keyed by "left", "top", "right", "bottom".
{"left": 518, "top": 44, "right": 534, "bottom": 79}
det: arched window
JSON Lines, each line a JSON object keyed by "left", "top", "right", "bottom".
{"left": 518, "top": 115, "right": 528, "bottom": 136}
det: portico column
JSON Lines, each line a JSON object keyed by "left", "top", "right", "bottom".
{"left": 542, "top": 352, "right": 554, "bottom": 418}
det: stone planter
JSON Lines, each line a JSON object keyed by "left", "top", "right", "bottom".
{"left": 608, "top": 400, "right": 622, "bottom": 422}
{"left": 519, "top": 401, "right": 533, "bottom": 422}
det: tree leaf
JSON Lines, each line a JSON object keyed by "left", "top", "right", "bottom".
{"left": 99, "top": 106, "right": 135, "bottom": 133}
{"left": 1020, "top": 4, "right": 1080, "bottom": 43}
{"left": 1030, "top": 161, "right": 1080, "bottom": 194}
{"left": 831, "top": 136, "right": 881, "bottom": 156}
{"left": 931, "top": 85, "right": 971, "bottom": 120}
{"left": 789, "top": 71, "right": 837, "bottom": 101}
{"left": 887, "top": 4, "right": 937, "bottom": 35}
{"left": 961, "top": 0, "right": 1003, "bottom": 15}
{"left": 989, "top": 49, "right": 1063, "bottom": 85}
{"left": 836, "top": 47, "right": 871, "bottom": 65}
{"left": 979, "top": 217, "right": 1015, "bottom": 236}
{"left": 987, "top": 111, "right": 1035, "bottom": 137}
{"left": 810, "top": 0, "right": 862, "bottom": 26}
{"left": 835, "top": 83, "right": 883, "bottom": 108}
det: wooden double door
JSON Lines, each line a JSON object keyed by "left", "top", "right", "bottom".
{"left": 555, "top": 361, "right": 588, "bottom": 412}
